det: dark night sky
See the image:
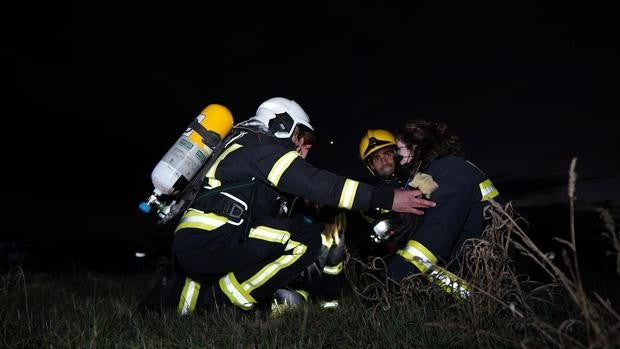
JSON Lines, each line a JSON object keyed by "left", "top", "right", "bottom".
{"left": 1, "top": 3, "right": 618, "bottom": 262}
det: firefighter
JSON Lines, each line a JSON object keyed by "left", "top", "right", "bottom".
{"left": 138, "top": 97, "right": 436, "bottom": 315}
{"left": 386, "top": 118, "right": 499, "bottom": 299}
{"left": 354, "top": 129, "right": 419, "bottom": 256}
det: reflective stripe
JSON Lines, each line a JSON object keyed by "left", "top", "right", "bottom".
{"left": 428, "top": 269, "right": 471, "bottom": 299}
{"left": 248, "top": 226, "right": 290, "bottom": 245}
{"left": 207, "top": 178, "right": 221, "bottom": 187}
{"left": 320, "top": 300, "right": 339, "bottom": 309}
{"left": 338, "top": 179, "right": 359, "bottom": 209}
{"left": 323, "top": 261, "right": 343, "bottom": 275}
{"left": 219, "top": 272, "right": 256, "bottom": 310}
{"left": 177, "top": 278, "right": 201, "bottom": 315}
{"left": 397, "top": 240, "right": 438, "bottom": 272}
{"left": 397, "top": 240, "right": 470, "bottom": 299}
{"left": 241, "top": 239, "right": 307, "bottom": 293}
{"left": 175, "top": 210, "right": 228, "bottom": 232}
{"left": 205, "top": 143, "right": 243, "bottom": 188}
{"left": 479, "top": 179, "right": 499, "bottom": 201}
{"left": 267, "top": 151, "right": 299, "bottom": 186}
{"left": 321, "top": 233, "right": 333, "bottom": 247}
{"left": 295, "top": 289, "right": 309, "bottom": 301}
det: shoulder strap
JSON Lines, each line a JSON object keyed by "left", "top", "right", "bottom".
{"left": 157, "top": 129, "right": 245, "bottom": 225}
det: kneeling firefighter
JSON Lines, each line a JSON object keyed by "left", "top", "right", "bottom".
{"left": 386, "top": 118, "right": 500, "bottom": 300}
{"left": 138, "top": 97, "right": 436, "bottom": 314}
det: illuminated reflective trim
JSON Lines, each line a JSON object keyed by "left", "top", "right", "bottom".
{"left": 177, "top": 278, "right": 201, "bottom": 315}
{"left": 428, "top": 269, "right": 471, "bottom": 299}
{"left": 175, "top": 210, "right": 228, "bottom": 232}
{"left": 320, "top": 300, "right": 339, "bottom": 309}
{"left": 321, "top": 233, "right": 333, "bottom": 247}
{"left": 295, "top": 289, "right": 309, "bottom": 301}
{"left": 219, "top": 272, "right": 256, "bottom": 310}
{"left": 208, "top": 178, "right": 221, "bottom": 187}
{"left": 479, "top": 179, "right": 499, "bottom": 201}
{"left": 205, "top": 143, "right": 243, "bottom": 188}
{"left": 397, "top": 240, "right": 438, "bottom": 271}
{"left": 267, "top": 151, "right": 299, "bottom": 186}
{"left": 241, "top": 240, "right": 307, "bottom": 293}
{"left": 323, "top": 261, "right": 343, "bottom": 275}
{"left": 248, "top": 226, "right": 290, "bottom": 245}
{"left": 338, "top": 179, "right": 359, "bottom": 209}
{"left": 284, "top": 239, "right": 300, "bottom": 251}
{"left": 397, "top": 240, "right": 470, "bottom": 299}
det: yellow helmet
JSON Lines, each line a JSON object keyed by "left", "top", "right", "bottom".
{"left": 359, "top": 129, "right": 396, "bottom": 161}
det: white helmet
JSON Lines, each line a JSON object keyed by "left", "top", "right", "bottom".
{"left": 253, "top": 97, "right": 314, "bottom": 138}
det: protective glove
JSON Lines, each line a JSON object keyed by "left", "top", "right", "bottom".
{"left": 409, "top": 172, "right": 438, "bottom": 198}
{"left": 371, "top": 213, "right": 418, "bottom": 243}
{"left": 390, "top": 213, "right": 419, "bottom": 242}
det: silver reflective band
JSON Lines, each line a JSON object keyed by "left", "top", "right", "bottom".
{"left": 429, "top": 270, "right": 471, "bottom": 298}
{"left": 320, "top": 300, "right": 339, "bottom": 309}
{"left": 403, "top": 244, "right": 434, "bottom": 271}
{"left": 179, "top": 280, "right": 199, "bottom": 315}
{"left": 221, "top": 274, "right": 254, "bottom": 310}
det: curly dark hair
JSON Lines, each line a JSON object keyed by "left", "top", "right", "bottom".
{"left": 395, "top": 118, "right": 464, "bottom": 171}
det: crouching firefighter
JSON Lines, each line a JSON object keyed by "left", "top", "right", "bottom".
{"left": 385, "top": 118, "right": 500, "bottom": 300}
{"left": 137, "top": 97, "right": 436, "bottom": 315}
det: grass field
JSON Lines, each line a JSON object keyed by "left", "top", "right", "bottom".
{"left": 1, "top": 161, "right": 619, "bottom": 348}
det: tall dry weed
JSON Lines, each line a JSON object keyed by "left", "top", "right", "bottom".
{"left": 347, "top": 157, "right": 620, "bottom": 348}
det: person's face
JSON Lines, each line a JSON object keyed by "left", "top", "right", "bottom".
{"left": 396, "top": 140, "right": 415, "bottom": 165}
{"left": 369, "top": 146, "right": 397, "bottom": 177}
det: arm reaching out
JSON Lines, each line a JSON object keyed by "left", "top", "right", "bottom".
{"left": 391, "top": 189, "right": 436, "bottom": 215}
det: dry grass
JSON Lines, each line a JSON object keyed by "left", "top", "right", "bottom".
{"left": 1, "top": 158, "right": 619, "bottom": 348}
{"left": 347, "top": 157, "right": 620, "bottom": 348}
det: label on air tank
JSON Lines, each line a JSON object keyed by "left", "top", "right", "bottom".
{"left": 162, "top": 138, "right": 202, "bottom": 178}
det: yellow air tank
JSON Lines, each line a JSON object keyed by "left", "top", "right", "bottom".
{"left": 139, "top": 104, "right": 234, "bottom": 216}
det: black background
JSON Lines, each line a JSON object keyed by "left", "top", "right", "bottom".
{"left": 2, "top": 3, "right": 618, "bottom": 272}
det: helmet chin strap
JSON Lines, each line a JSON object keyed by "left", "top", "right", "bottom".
{"left": 377, "top": 173, "right": 397, "bottom": 183}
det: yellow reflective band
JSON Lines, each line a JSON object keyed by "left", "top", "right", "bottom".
{"left": 321, "top": 233, "right": 333, "bottom": 247}
{"left": 428, "top": 268, "right": 471, "bottom": 299}
{"left": 338, "top": 179, "right": 359, "bottom": 209}
{"left": 248, "top": 226, "right": 291, "bottom": 245}
{"left": 323, "top": 261, "right": 343, "bottom": 275}
{"left": 177, "top": 278, "right": 201, "bottom": 315}
{"left": 267, "top": 151, "right": 299, "bottom": 186}
{"left": 398, "top": 240, "right": 438, "bottom": 264}
{"left": 208, "top": 178, "right": 221, "bottom": 187}
{"left": 219, "top": 272, "right": 256, "bottom": 310}
{"left": 241, "top": 240, "right": 307, "bottom": 293}
{"left": 175, "top": 210, "right": 228, "bottom": 232}
{"left": 295, "top": 289, "right": 310, "bottom": 301}
{"left": 205, "top": 143, "right": 243, "bottom": 188}
{"left": 285, "top": 239, "right": 301, "bottom": 251}
{"left": 396, "top": 240, "right": 471, "bottom": 299}
{"left": 479, "top": 179, "right": 499, "bottom": 201}
{"left": 397, "top": 242, "right": 436, "bottom": 274}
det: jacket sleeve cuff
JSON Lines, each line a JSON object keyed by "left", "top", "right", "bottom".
{"left": 370, "top": 186, "right": 394, "bottom": 210}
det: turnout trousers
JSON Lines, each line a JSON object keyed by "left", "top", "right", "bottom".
{"left": 172, "top": 213, "right": 322, "bottom": 311}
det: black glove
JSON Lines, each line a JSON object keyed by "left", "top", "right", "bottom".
{"left": 389, "top": 213, "right": 419, "bottom": 243}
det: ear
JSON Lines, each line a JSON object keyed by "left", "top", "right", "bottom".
{"left": 290, "top": 126, "right": 302, "bottom": 144}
